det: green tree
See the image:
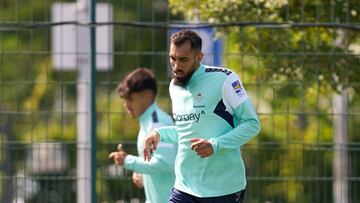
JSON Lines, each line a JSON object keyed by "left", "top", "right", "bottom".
{"left": 169, "top": 0, "right": 360, "bottom": 91}
{"left": 0, "top": 0, "right": 173, "bottom": 202}
{"left": 168, "top": 1, "right": 360, "bottom": 203}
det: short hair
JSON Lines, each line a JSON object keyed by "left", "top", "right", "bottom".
{"left": 117, "top": 68, "right": 157, "bottom": 98}
{"left": 170, "top": 29, "right": 202, "bottom": 52}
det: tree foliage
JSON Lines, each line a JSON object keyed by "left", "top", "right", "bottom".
{"left": 169, "top": 0, "right": 360, "bottom": 92}
{"left": 1, "top": 0, "right": 171, "bottom": 202}
{"left": 168, "top": 1, "right": 360, "bottom": 202}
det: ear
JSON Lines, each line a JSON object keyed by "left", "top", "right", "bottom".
{"left": 143, "top": 90, "right": 155, "bottom": 104}
{"left": 196, "top": 52, "right": 203, "bottom": 63}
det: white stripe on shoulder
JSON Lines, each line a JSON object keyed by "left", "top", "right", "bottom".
{"left": 222, "top": 72, "right": 249, "bottom": 110}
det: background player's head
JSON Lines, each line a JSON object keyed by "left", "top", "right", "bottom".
{"left": 169, "top": 29, "right": 204, "bottom": 87}
{"left": 117, "top": 68, "right": 157, "bottom": 117}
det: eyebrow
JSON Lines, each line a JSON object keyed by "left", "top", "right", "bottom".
{"left": 169, "top": 55, "right": 188, "bottom": 60}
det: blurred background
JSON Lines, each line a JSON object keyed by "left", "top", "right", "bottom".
{"left": 0, "top": 0, "right": 359, "bottom": 202}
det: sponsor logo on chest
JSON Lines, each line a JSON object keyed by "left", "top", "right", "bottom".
{"left": 173, "top": 110, "right": 205, "bottom": 123}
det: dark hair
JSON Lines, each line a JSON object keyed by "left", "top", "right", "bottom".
{"left": 117, "top": 68, "right": 157, "bottom": 98}
{"left": 170, "top": 29, "right": 202, "bottom": 52}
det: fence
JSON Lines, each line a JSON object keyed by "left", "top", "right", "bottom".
{"left": 1, "top": 0, "right": 359, "bottom": 202}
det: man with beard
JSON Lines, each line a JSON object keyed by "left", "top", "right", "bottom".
{"left": 143, "top": 29, "right": 261, "bottom": 203}
{"left": 109, "top": 68, "right": 177, "bottom": 203}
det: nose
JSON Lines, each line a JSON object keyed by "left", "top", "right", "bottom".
{"left": 171, "top": 60, "right": 179, "bottom": 70}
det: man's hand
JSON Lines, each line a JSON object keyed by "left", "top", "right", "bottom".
{"left": 132, "top": 172, "right": 144, "bottom": 188}
{"left": 108, "top": 144, "right": 127, "bottom": 166}
{"left": 190, "top": 138, "right": 214, "bottom": 158}
{"left": 143, "top": 130, "right": 160, "bottom": 161}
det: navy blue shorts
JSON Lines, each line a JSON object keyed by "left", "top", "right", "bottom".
{"left": 168, "top": 188, "right": 245, "bottom": 203}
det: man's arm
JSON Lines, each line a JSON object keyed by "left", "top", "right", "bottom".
{"left": 154, "top": 126, "right": 179, "bottom": 143}
{"left": 209, "top": 71, "right": 260, "bottom": 153}
{"left": 209, "top": 99, "right": 260, "bottom": 153}
{"left": 143, "top": 126, "right": 178, "bottom": 161}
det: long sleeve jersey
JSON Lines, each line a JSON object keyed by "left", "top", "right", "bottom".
{"left": 124, "top": 102, "right": 177, "bottom": 203}
{"left": 155, "top": 64, "right": 261, "bottom": 197}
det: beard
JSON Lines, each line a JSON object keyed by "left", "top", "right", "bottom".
{"left": 172, "top": 67, "right": 196, "bottom": 87}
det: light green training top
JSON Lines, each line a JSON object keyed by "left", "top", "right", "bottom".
{"left": 124, "top": 102, "right": 176, "bottom": 203}
{"left": 155, "top": 64, "right": 261, "bottom": 197}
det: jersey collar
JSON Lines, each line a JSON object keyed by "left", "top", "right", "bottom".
{"left": 188, "top": 63, "right": 205, "bottom": 87}
{"left": 139, "top": 102, "right": 157, "bottom": 124}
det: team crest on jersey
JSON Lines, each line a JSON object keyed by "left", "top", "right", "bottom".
{"left": 231, "top": 80, "right": 244, "bottom": 96}
{"left": 194, "top": 93, "right": 204, "bottom": 103}
{"left": 193, "top": 92, "right": 205, "bottom": 108}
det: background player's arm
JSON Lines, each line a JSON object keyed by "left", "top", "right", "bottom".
{"left": 132, "top": 172, "right": 143, "bottom": 188}
{"left": 125, "top": 142, "right": 176, "bottom": 174}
